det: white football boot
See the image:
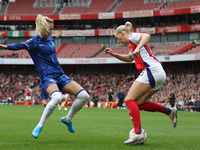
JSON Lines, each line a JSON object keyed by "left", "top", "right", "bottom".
{"left": 124, "top": 132, "right": 145, "bottom": 145}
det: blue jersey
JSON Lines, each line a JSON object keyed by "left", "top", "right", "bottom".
{"left": 23, "top": 35, "right": 65, "bottom": 81}
{"left": 7, "top": 34, "right": 73, "bottom": 92}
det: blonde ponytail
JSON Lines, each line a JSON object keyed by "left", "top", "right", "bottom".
{"left": 125, "top": 21, "right": 133, "bottom": 33}
{"left": 114, "top": 21, "right": 133, "bottom": 36}
{"left": 35, "top": 14, "right": 53, "bottom": 38}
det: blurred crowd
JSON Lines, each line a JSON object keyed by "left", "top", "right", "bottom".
{"left": 0, "top": 52, "right": 18, "bottom": 58}
{"left": 0, "top": 73, "right": 40, "bottom": 103}
{"left": 0, "top": 70, "right": 199, "bottom": 111}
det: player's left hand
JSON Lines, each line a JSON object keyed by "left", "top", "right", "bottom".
{"left": 132, "top": 48, "right": 140, "bottom": 58}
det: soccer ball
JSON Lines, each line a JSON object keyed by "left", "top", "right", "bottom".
{"left": 129, "top": 128, "right": 147, "bottom": 145}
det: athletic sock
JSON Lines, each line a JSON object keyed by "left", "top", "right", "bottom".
{"left": 66, "top": 90, "right": 89, "bottom": 121}
{"left": 37, "top": 91, "right": 62, "bottom": 127}
{"left": 138, "top": 101, "right": 171, "bottom": 115}
{"left": 125, "top": 99, "right": 141, "bottom": 134}
{"left": 58, "top": 101, "right": 62, "bottom": 106}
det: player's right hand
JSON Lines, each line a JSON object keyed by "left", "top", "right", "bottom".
{"left": 0, "top": 44, "right": 7, "bottom": 49}
{"left": 104, "top": 48, "right": 114, "bottom": 56}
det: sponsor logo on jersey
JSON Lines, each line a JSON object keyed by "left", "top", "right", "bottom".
{"left": 49, "top": 79, "right": 54, "bottom": 82}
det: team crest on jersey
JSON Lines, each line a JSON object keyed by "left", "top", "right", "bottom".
{"left": 49, "top": 79, "right": 54, "bottom": 82}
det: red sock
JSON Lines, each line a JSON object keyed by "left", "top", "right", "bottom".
{"left": 59, "top": 101, "right": 62, "bottom": 105}
{"left": 65, "top": 103, "right": 67, "bottom": 107}
{"left": 125, "top": 99, "right": 141, "bottom": 134}
{"left": 138, "top": 101, "right": 170, "bottom": 115}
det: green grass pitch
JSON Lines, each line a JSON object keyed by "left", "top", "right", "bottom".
{"left": 0, "top": 105, "right": 200, "bottom": 150}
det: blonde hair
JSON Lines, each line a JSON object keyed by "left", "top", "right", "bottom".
{"left": 114, "top": 21, "right": 133, "bottom": 36}
{"left": 35, "top": 14, "right": 54, "bottom": 38}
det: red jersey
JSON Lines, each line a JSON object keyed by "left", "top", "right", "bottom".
{"left": 26, "top": 88, "right": 32, "bottom": 96}
{"left": 128, "top": 33, "right": 159, "bottom": 73}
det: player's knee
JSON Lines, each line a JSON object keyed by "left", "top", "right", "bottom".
{"left": 51, "top": 91, "right": 62, "bottom": 105}
{"left": 77, "top": 90, "right": 89, "bottom": 102}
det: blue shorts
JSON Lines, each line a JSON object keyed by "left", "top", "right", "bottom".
{"left": 41, "top": 88, "right": 50, "bottom": 100}
{"left": 41, "top": 75, "right": 73, "bottom": 93}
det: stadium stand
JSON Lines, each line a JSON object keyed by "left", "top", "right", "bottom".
{"left": 165, "top": 0, "right": 199, "bottom": 9}
{"left": 115, "top": 0, "right": 164, "bottom": 13}
{"left": 1, "top": 42, "right": 197, "bottom": 58}
{"left": 5, "top": 0, "right": 200, "bottom": 16}
{"left": 6, "top": 0, "right": 35, "bottom": 15}
{"left": 152, "top": 44, "right": 187, "bottom": 56}
{"left": 97, "top": 46, "right": 130, "bottom": 58}
{"left": 29, "top": 7, "right": 56, "bottom": 15}
{"left": 84, "top": 0, "right": 116, "bottom": 14}
{"left": 56, "top": 43, "right": 103, "bottom": 58}
{"left": 167, "top": 43, "right": 195, "bottom": 55}
{"left": 34, "top": 0, "right": 56, "bottom": 7}
{"left": 60, "top": 6, "right": 87, "bottom": 14}
{"left": 183, "top": 45, "right": 200, "bottom": 54}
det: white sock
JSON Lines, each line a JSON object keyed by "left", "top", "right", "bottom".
{"left": 37, "top": 91, "right": 62, "bottom": 127}
{"left": 66, "top": 90, "right": 89, "bottom": 121}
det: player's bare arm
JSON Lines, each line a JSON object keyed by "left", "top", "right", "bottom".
{"left": 0, "top": 44, "right": 7, "bottom": 49}
{"left": 104, "top": 48, "right": 133, "bottom": 62}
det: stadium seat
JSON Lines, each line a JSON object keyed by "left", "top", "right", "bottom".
{"left": 6, "top": 0, "right": 35, "bottom": 15}
{"left": 97, "top": 47, "right": 129, "bottom": 58}
{"left": 56, "top": 43, "right": 103, "bottom": 58}
{"left": 165, "top": 0, "right": 199, "bottom": 9}
{"left": 84, "top": 0, "right": 116, "bottom": 14}
{"left": 152, "top": 44, "right": 187, "bottom": 56}
{"left": 115, "top": 0, "right": 164, "bottom": 13}
{"left": 30, "top": 7, "right": 56, "bottom": 15}
{"left": 60, "top": 6, "right": 87, "bottom": 14}
{"left": 182, "top": 45, "right": 200, "bottom": 54}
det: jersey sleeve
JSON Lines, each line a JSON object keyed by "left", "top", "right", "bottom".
{"left": 6, "top": 43, "right": 28, "bottom": 51}
{"left": 129, "top": 33, "right": 141, "bottom": 44}
{"left": 23, "top": 38, "right": 35, "bottom": 50}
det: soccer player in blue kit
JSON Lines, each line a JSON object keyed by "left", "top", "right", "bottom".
{"left": 0, "top": 14, "right": 89, "bottom": 139}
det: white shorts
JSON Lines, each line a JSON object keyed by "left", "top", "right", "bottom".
{"left": 136, "top": 66, "right": 166, "bottom": 91}
{"left": 26, "top": 96, "right": 31, "bottom": 100}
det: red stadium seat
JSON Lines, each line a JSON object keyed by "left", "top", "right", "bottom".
{"left": 60, "top": 6, "right": 87, "bottom": 14}
{"left": 84, "top": 0, "right": 116, "bottom": 14}
{"left": 30, "top": 7, "right": 56, "bottom": 15}
{"left": 56, "top": 43, "right": 103, "bottom": 58}
{"left": 165, "top": 0, "right": 196, "bottom": 9}
{"left": 6, "top": 0, "right": 35, "bottom": 15}
{"left": 152, "top": 44, "right": 187, "bottom": 56}
{"left": 97, "top": 47, "right": 129, "bottom": 58}
{"left": 115, "top": 0, "right": 164, "bottom": 13}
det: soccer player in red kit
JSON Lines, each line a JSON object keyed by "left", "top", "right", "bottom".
{"left": 58, "top": 93, "right": 69, "bottom": 111}
{"left": 104, "top": 21, "right": 177, "bottom": 144}
{"left": 25, "top": 85, "right": 32, "bottom": 108}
